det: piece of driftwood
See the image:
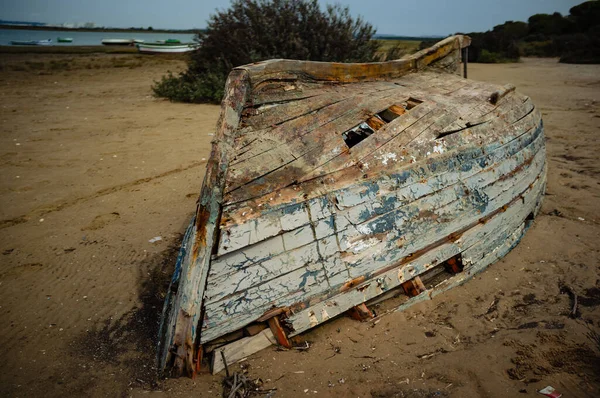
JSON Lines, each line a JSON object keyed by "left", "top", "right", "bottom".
{"left": 212, "top": 328, "right": 277, "bottom": 375}
{"left": 157, "top": 34, "right": 546, "bottom": 377}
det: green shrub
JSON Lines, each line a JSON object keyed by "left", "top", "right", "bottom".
{"left": 153, "top": 0, "right": 379, "bottom": 103}
{"left": 153, "top": 71, "right": 226, "bottom": 104}
{"left": 520, "top": 40, "right": 558, "bottom": 57}
{"left": 477, "top": 50, "right": 501, "bottom": 63}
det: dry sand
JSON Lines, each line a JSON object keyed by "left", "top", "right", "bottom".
{"left": 0, "top": 54, "right": 598, "bottom": 397}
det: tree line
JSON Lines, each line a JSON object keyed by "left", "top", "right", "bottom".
{"left": 460, "top": 0, "right": 600, "bottom": 63}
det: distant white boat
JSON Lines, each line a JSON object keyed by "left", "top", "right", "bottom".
{"left": 101, "top": 39, "right": 134, "bottom": 46}
{"left": 136, "top": 43, "right": 200, "bottom": 54}
{"left": 10, "top": 39, "right": 52, "bottom": 46}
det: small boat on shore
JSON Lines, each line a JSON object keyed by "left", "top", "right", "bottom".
{"left": 101, "top": 38, "right": 134, "bottom": 46}
{"left": 157, "top": 35, "right": 546, "bottom": 377}
{"left": 153, "top": 39, "right": 183, "bottom": 45}
{"left": 136, "top": 43, "right": 199, "bottom": 54}
{"left": 57, "top": 37, "right": 73, "bottom": 43}
{"left": 10, "top": 39, "right": 52, "bottom": 46}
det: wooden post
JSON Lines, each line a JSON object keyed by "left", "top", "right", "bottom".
{"left": 462, "top": 47, "right": 468, "bottom": 79}
{"left": 402, "top": 276, "right": 426, "bottom": 297}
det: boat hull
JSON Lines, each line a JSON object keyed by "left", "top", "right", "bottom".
{"left": 10, "top": 39, "right": 52, "bottom": 46}
{"left": 101, "top": 39, "right": 134, "bottom": 46}
{"left": 136, "top": 43, "right": 199, "bottom": 53}
{"left": 157, "top": 35, "right": 546, "bottom": 377}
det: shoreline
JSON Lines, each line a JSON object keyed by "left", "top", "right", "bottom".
{"left": 0, "top": 24, "right": 200, "bottom": 34}
{"left": 0, "top": 45, "right": 140, "bottom": 54}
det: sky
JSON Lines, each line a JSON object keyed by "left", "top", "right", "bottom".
{"left": 0, "top": 0, "right": 586, "bottom": 36}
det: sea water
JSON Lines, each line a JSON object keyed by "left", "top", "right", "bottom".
{"left": 0, "top": 28, "right": 196, "bottom": 46}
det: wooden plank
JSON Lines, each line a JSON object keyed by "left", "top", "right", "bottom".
{"left": 211, "top": 329, "right": 277, "bottom": 374}
{"left": 205, "top": 241, "right": 321, "bottom": 304}
{"left": 245, "top": 323, "right": 268, "bottom": 337}
{"left": 217, "top": 201, "right": 310, "bottom": 256}
{"left": 158, "top": 69, "right": 250, "bottom": 377}
{"left": 238, "top": 35, "right": 468, "bottom": 87}
{"left": 201, "top": 262, "right": 329, "bottom": 342}
{"left": 244, "top": 81, "right": 399, "bottom": 130}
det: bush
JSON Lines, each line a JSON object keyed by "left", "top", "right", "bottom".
{"left": 558, "top": 31, "right": 600, "bottom": 63}
{"left": 153, "top": 71, "right": 226, "bottom": 103}
{"left": 477, "top": 50, "right": 501, "bottom": 63}
{"left": 154, "top": 0, "right": 379, "bottom": 103}
{"left": 520, "top": 40, "right": 558, "bottom": 57}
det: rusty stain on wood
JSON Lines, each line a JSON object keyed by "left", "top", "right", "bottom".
{"left": 347, "top": 303, "right": 375, "bottom": 321}
{"left": 267, "top": 316, "right": 292, "bottom": 348}
{"left": 157, "top": 35, "right": 546, "bottom": 378}
{"left": 402, "top": 276, "right": 426, "bottom": 297}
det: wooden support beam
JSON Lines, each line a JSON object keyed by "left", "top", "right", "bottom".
{"left": 194, "top": 346, "right": 203, "bottom": 376}
{"left": 212, "top": 329, "right": 276, "bottom": 374}
{"left": 402, "top": 276, "right": 426, "bottom": 297}
{"left": 347, "top": 303, "right": 375, "bottom": 321}
{"left": 267, "top": 316, "right": 292, "bottom": 348}
{"left": 244, "top": 323, "right": 267, "bottom": 337}
{"left": 388, "top": 104, "right": 406, "bottom": 116}
{"left": 366, "top": 116, "right": 386, "bottom": 131}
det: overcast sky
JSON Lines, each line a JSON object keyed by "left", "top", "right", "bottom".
{"left": 0, "top": 0, "right": 584, "bottom": 36}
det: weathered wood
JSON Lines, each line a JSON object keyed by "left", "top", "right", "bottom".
{"left": 201, "top": 131, "right": 545, "bottom": 341}
{"left": 221, "top": 108, "right": 541, "bottom": 232}
{"left": 402, "top": 277, "right": 426, "bottom": 297}
{"left": 347, "top": 303, "right": 375, "bottom": 321}
{"left": 211, "top": 328, "right": 277, "bottom": 374}
{"left": 244, "top": 323, "right": 267, "bottom": 337}
{"left": 267, "top": 316, "right": 292, "bottom": 348}
{"left": 159, "top": 35, "right": 546, "bottom": 378}
{"left": 158, "top": 69, "right": 251, "bottom": 377}
{"left": 238, "top": 35, "right": 468, "bottom": 88}
{"left": 209, "top": 117, "right": 544, "bottom": 299}
{"left": 286, "top": 169, "right": 545, "bottom": 336}
{"left": 226, "top": 87, "right": 411, "bottom": 196}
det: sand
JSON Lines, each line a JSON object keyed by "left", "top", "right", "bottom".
{"left": 0, "top": 54, "right": 598, "bottom": 397}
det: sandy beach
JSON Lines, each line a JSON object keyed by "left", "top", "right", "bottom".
{"left": 0, "top": 53, "right": 598, "bottom": 397}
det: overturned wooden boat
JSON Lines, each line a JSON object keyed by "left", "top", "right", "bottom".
{"left": 158, "top": 35, "right": 546, "bottom": 376}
